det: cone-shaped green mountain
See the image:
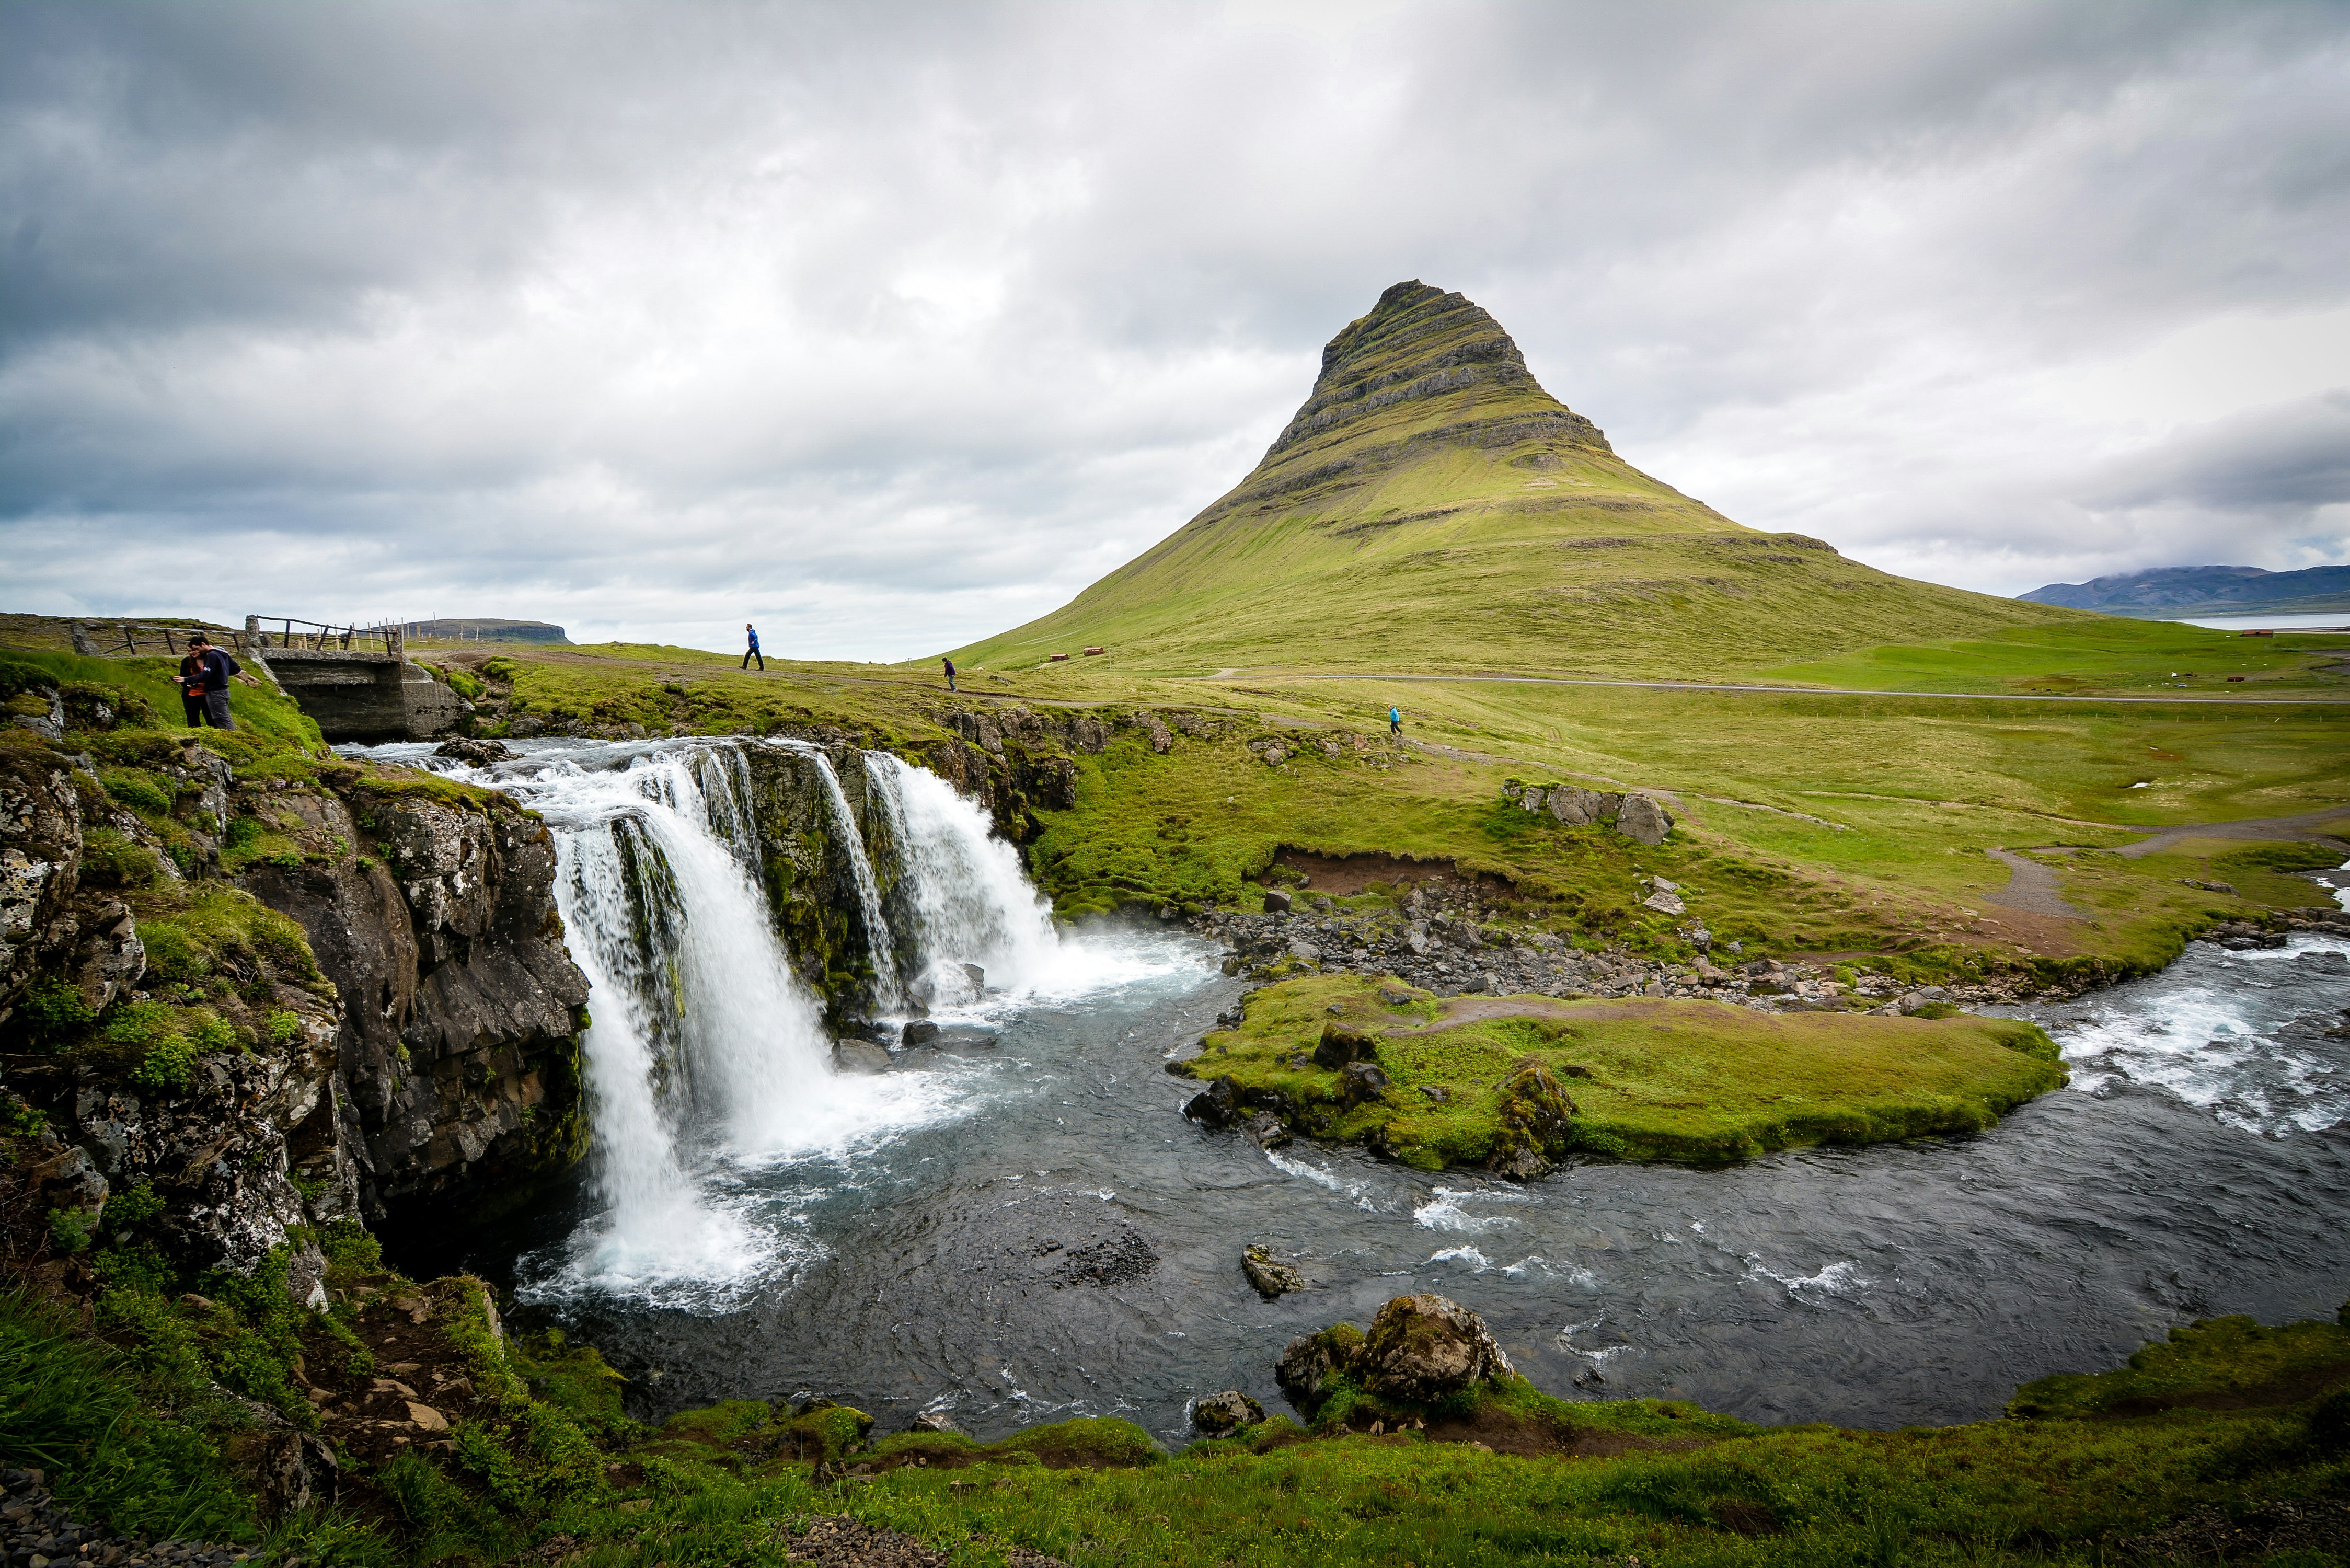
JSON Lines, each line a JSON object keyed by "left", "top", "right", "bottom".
{"left": 953, "top": 281, "right": 2079, "bottom": 677}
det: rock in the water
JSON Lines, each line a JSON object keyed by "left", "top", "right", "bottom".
{"left": 901, "top": 1019, "right": 941, "bottom": 1046}
{"left": 1192, "top": 1389, "right": 1266, "bottom": 1435}
{"left": 433, "top": 736, "right": 515, "bottom": 765}
{"left": 1242, "top": 1110, "right": 1291, "bottom": 1150}
{"left": 1615, "top": 792, "right": 1675, "bottom": 845}
{"left": 1183, "top": 1075, "right": 1239, "bottom": 1127}
{"left": 1262, "top": 889, "right": 1293, "bottom": 913}
{"left": 959, "top": 962, "right": 985, "bottom": 990}
{"left": 1358, "top": 1293, "right": 1514, "bottom": 1402}
{"left": 1243, "top": 1243, "right": 1305, "bottom": 1298}
{"left": 833, "top": 1041, "right": 892, "bottom": 1074}
{"left": 507, "top": 714, "right": 547, "bottom": 736}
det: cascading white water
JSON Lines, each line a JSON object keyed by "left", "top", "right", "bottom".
{"left": 389, "top": 733, "right": 1204, "bottom": 1306}
{"left": 863, "top": 751, "right": 1065, "bottom": 1000}
{"left": 768, "top": 741, "right": 901, "bottom": 1009}
{"left": 491, "top": 743, "right": 959, "bottom": 1302}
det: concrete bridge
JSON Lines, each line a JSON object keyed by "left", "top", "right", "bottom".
{"left": 69, "top": 615, "right": 467, "bottom": 741}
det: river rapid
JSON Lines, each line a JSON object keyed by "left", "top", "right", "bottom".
{"left": 354, "top": 737, "right": 2350, "bottom": 1448}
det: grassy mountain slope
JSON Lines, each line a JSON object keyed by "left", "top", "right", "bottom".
{"left": 951, "top": 281, "right": 2083, "bottom": 677}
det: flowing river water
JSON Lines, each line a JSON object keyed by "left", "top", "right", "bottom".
{"left": 354, "top": 737, "right": 2350, "bottom": 1448}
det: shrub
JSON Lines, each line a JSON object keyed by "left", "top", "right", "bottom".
{"left": 79, "top": 827, "right": 160, "bottom": 886}
{"left": 14, "top": 977, "right": 94, "bottom": 1050}
{"left": 103, "top": 1002, "right": 220, "bottom": 1093}
{"left": 99, "top": 767, "right": 174, "bottom": 816}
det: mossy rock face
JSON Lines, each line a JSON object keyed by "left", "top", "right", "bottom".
{"left": 1181, "top": 973, "right": 2067, "bottom": 1169}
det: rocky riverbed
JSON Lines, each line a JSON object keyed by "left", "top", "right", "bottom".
{"left": 1188, "top": 882, "right": 2350, "bottom": 1012}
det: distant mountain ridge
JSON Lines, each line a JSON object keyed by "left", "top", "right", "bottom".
{"left": 399, "top": 618, "right": 570, "bottom": 644}
{"left": 2021, "top": 564, "right": 2350, "bottom": 617}
{"left": 951, "top": 280, "right": 2077, "bottom": 677}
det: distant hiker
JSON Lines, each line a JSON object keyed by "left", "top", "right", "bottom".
{"left": 943, "top": 656, "right": 957, "bottom": 692}
{"left": 1389, "top": 705, "right": 1402, "bottom": 737}
{"left": 175, "top": 633, "right": 240, "bottom": 730}
{"left": 742, "top": 623, "right": 764, "bottom": 672}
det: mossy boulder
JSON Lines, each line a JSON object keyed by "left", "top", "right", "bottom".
{"left": 1358, "top": 1294, "right": 1514, "bottom": 1403}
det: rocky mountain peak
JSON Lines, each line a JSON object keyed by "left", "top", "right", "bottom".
{"left": 1265, "top": 280, "right": 1608, "bottom": 459}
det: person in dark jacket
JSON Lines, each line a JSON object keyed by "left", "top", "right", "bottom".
{"left": 742, "top": 624, "right": 764, "bottom": 671}
{"left": 942, "top": 656, "right": 957, "bottom": 692}
{"left": 176, "top": 635, "right": 238, "bottom": 730}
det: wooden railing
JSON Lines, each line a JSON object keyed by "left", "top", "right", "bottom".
{"left": 68, "top": 621, "right": 239, "bottom": 658}
{"left": 240, "top": 616, "right": 404, "bottom": 657}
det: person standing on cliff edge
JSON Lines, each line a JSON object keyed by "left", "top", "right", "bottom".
{"left": 742, "top": 623, "right": 763, "bottom": 672}
{"left": 175, "top": 633, "right": 243, "bottom": 730}
{"left": 943, "top": 656, "right": 957, "bottom": 692}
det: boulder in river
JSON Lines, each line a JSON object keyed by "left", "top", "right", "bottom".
{"left": 1183, "top": 1075, "right": 1239, "bottom": 1127}
{"left": 1358, "top": 1293, "right": 1514, "bottom": 1402}
{"left": 902, "top": 1019, "right": 941, "bottom": 1046}
{"left": 833, "top": 1041, "right": 892, "bottom": 1074}
{"left": 1243, "top": 1243, "right": 1305, "bottom": 1298}
{"left": 1242, "top": 1110, "right": 1291, "bottom": 1150}
{"left": 433, "top": 736, "right": 515, "bottom": 765}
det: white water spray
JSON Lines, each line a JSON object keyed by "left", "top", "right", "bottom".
{"left": 864, "top": 751, "right": 1063, "bottom": 999}
{"left": 397, "top": 734, "right": 1205, "bottom": 1305}
{"left": 492, "top": 744, "right": 957, "bottom": 1303}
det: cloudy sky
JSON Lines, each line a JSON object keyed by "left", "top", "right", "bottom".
{"left": 3, "top": 1, "right": 2346, "bottom": 660}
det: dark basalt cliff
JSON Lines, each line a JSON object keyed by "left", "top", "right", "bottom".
{"left": 1, "top": 724, "right": 589, "bottom": 1293}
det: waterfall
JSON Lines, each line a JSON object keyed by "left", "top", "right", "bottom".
{"left": 863, "top": 750, "right": 1061, "bottom": 1001}
{"left": 484, "top": 743, "right": 955, "bottom": 1302}
{"left": 768, "top": 741, "right": 901, "bottom": 1009}
{"left": 390, "top": 732, "right": 1192, "bottom": 1304}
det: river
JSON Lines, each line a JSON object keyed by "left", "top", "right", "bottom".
{"left": 353, "top": 737, "right": 2350, "bottom": 1447}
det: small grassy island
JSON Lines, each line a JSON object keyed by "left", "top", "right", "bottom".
{"left": 1176, "top": 973, "right": 2068, "bottom": 1169}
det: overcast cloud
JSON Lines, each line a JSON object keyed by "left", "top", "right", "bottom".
{"left": 3, "top": 1, "right": 2346, "bottom": 659}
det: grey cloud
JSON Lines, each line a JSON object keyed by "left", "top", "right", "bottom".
{"left": 3, "top": 1, "right": 2347, "bottom": 652}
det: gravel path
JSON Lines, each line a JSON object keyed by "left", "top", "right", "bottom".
{"left": 1982, "top": 849, "right": 2084, "bottom": 919}
{"left": 0, "top": 1469, "right": 260, "bottom": 1568}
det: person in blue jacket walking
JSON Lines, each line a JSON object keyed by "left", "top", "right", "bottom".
{"left": 742, "top": 623, "right": 764, "bottom": 671}
{"left": 1388, "top": 704, "right": 1402, "bottom": 737}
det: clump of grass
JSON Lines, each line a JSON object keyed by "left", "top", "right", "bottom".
{"left": 0, "top": 1287, "right": 256, "bottom": 1541}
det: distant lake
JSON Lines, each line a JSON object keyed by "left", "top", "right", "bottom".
{"left": 2156, "top": 611, "right": 2350, "bottom": 631}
